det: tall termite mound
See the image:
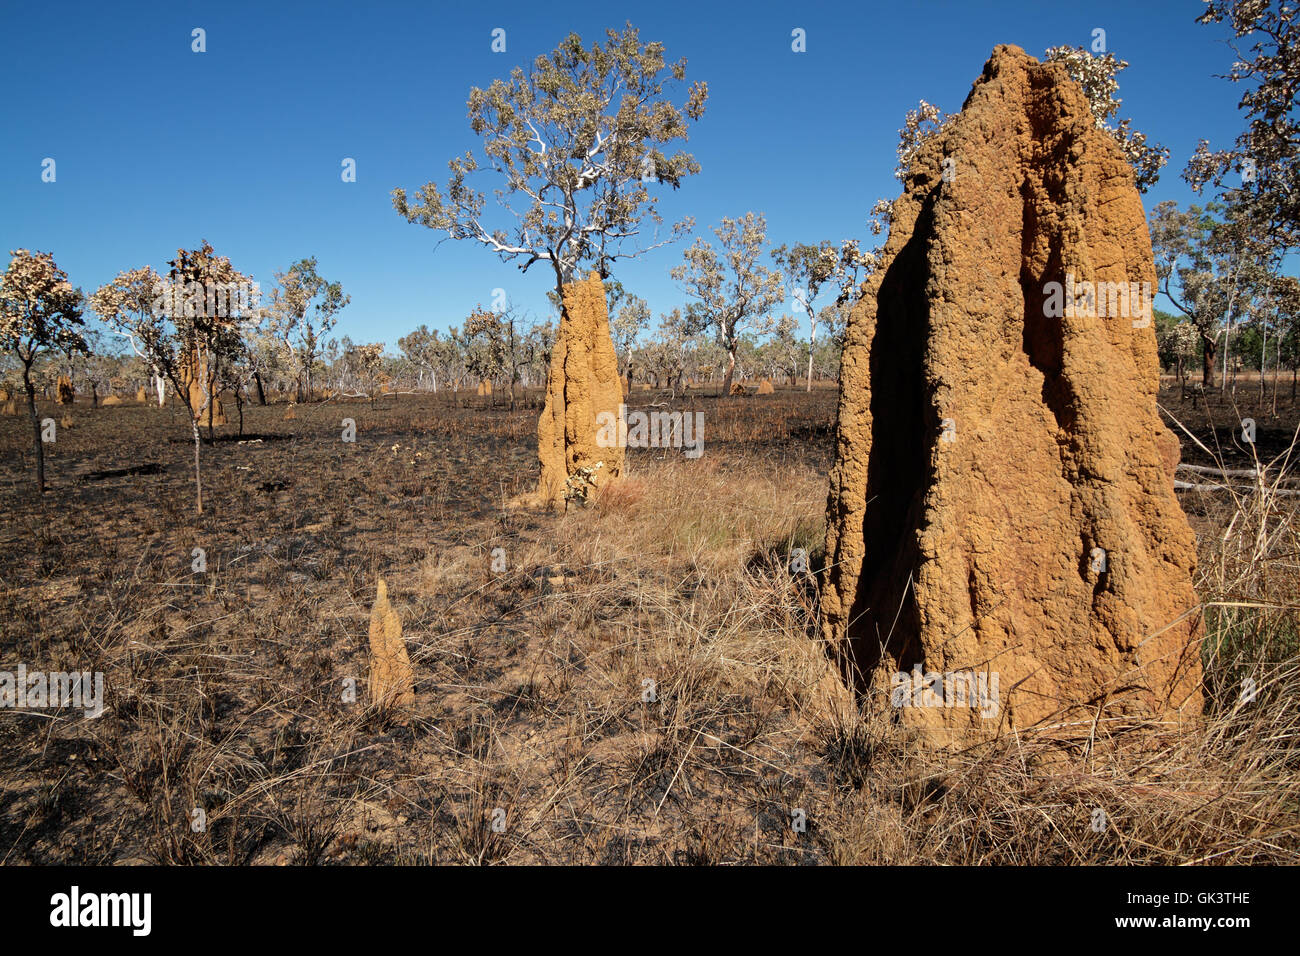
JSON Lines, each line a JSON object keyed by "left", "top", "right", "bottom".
{"left": 536, "top": 271, "right": 625, "bottom": 507}
{"left": 56, "top": 376, "right": 74, "bottom": 405}
{"left": 822, "top": 46, "right": 1202, "bottom": 744}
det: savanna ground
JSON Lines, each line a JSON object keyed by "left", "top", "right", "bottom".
{"left": 1, "top": 381, "right": 1297, "bottom": 864}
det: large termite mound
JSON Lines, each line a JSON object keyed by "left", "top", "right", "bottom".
{"left": 536, "top": 272, "right": 624, "bottom": 508}
{"left": 822, "top": 45, "right": 1203, "bottom": 745}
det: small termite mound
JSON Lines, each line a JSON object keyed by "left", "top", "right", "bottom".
{"left": 368, "top": 578, "right": 415, "bottom": 715}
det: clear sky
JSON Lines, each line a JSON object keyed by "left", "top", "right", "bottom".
{"left": 1, "top": 0, "right": 1250, "bottom": 348}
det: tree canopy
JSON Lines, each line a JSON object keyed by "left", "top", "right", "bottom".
{"left": 393, "top": 23, "right": 708, "bottom": 294}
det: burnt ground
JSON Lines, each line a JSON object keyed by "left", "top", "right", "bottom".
{"left": 0, "top": 387, "right": 842, "bottom": 864}
{"left": 0, "top": 384, "right": 1295, "bottom": 864}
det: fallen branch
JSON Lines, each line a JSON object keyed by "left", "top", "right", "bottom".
{"left": 1174, "top": 480, "right": 1300, "bottom": 497}
{"left": 1177, "top": 463, "right": 1262, "bottom": 479}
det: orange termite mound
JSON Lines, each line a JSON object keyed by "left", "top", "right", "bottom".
{"left": 822, "top": 46, "right": 1202, "bottom": 746}
{"left": 179, "top": 346, "right": 225, "bottom": 427}
{"left": 534, "top": 272, "right": 625, "bottom": 508}
{"left": 368, "top": 578, "right": 415, "bottom": 713}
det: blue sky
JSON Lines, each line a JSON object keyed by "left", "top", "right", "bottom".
{"left": 1, "top": 0, "right": 1249, "bottom": 348}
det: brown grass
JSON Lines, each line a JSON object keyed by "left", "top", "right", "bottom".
{"left": 0, "top": 386, "right": 1296, "bottom": 864}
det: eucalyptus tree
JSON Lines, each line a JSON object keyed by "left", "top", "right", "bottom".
{"left": 266, "top": 257, "right": 349, "bottom": 401}
{"left": 672, "top": 213, "right": 785, "bottom": 396}
{"left": 773, "top": 240, "right": 875, "bottom": 390}
{"left": 92, "top": 242, "right": 257, "bottom": 514}
{"left": 1186, "top": 0, "right": 1299, "bottom": 247}
{"left": 0, "top": 249, "right": 86, "bottom": 494}
{"left": 612, "top": 293, "right": 650, "bottom": 383}
{"left": 1150, "top": 200, "right": 1275, "bottom": 390}
{"left": 462, "top": 306, "right": 508, "bottom": 404}
{"left": 398, "top": 324, "right": 458, "bottom": 393}
{"left": 392, "top": 23, "right": 707, "bottom": 306}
